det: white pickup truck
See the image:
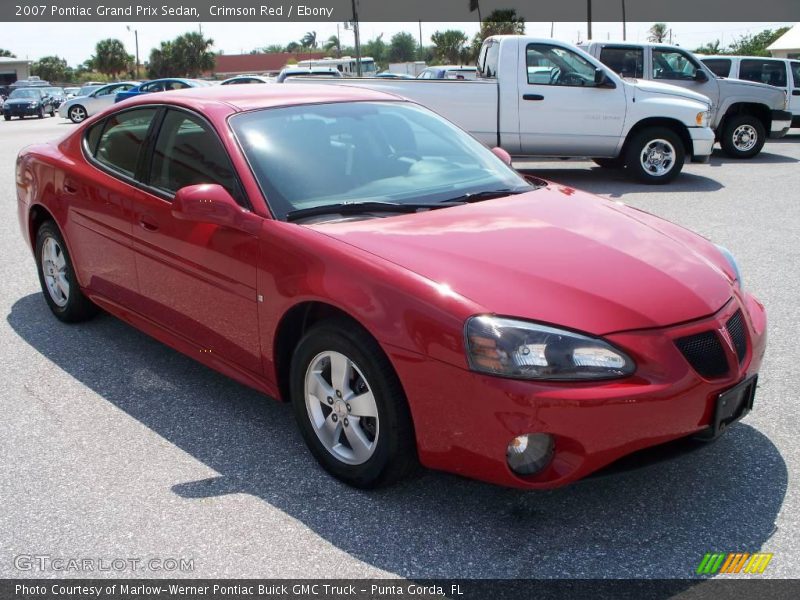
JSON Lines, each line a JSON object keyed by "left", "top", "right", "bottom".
{"left": 580, "top": 41, "right": 792, "bottom": 158}
{"left": 291, "top": 36, "right": 715, "bottom": 184}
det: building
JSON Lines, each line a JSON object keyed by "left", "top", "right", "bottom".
{"left": 0, "top": 56, "right": 32, "bottom": 87}
{"left": 767, "top": 24, "right": 800, "bottom": 59}
{"left": 210, "top": 52, "right": 327, "bottom": 78}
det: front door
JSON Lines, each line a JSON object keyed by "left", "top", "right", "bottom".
{"left": 650, "top": 46, "right": 721, "bottom": 107}
{"left": 130, "top": 108, "right": 263, "bottom": 374}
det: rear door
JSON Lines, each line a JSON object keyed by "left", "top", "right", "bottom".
{"left": 790, "top": 61, "right": 800, "bottom": 119}
{"left": 517, "top": 42, "right": 627, "bottom": 156}
{"left": 130, "top": 107, "right": 262, "bottom": 373}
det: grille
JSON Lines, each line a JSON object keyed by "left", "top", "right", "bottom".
{"left": 726, "top": 310, "right": 748, "bottom": 364}
{"left": 675, "top": 331, "right": 729, "bottom": 379}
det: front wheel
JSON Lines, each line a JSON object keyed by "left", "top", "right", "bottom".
{"left": 68, "top": 105, "right": 87, "bottom": 123}
{"left": 35, "top": 221, "right": 98, "bottom": 322}
{"left": 625, "top": 127, "right": 685, "bottom": 184}
{"left": 290, "top": 320, "right": 417, "bottom": 488}
{"left": 720, "top": 115, "right": 765, "bottom": 159}
{"left": 37, "top": 107, "right": 44, "bottom": 119}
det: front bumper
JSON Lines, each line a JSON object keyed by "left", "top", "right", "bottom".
{"left": 58, "top": 104, "right": 69, "bottom": 119}
{"left": 689, "top": 126, "right": 715, "bottom": 161}
{"left": 3, "top": 105, "right": 42, "bottom": 117}
{"left": 769, "top": 109, "right": 792, "bottom": 138}
{"left": 389, "top": 292, "right": 766, "bottom": 489}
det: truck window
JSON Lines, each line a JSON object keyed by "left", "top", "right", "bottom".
{"left": 652, "top": 48, "right": 701, "bottom": 81}
{"left": 791, "top": 61, "right": 800, "bottom": 87}
{"left": 478, "top": 39, "right": 500, "bottom": 79}
{"left": 702, "top": 58, "right": 732, "bottom": 78}
{"left": 739, "top": 59, "right": 787, "bottom": 87}
{"left": 526, "top": 44, "right": 599, "bottom": 87}
{"left": 599, "top": 46, "right": 644, "bottom": 78}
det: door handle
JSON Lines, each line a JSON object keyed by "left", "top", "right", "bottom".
{"left": 138, "top": 216, "right": 159, "bottom": 231}
{"left": 522, "top": 94, "right": 545, "bottom": 101}
{"left": 63, "top": 181, "right": 78, "bottom": 194}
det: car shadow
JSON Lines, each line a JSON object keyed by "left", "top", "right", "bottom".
{"left": 7, "top": 293, "right": 787, "bottom": 579}
{"left": 514, "top": 162, "right": 723, "bottom": 198}
{"left": 708, "top": 147, "right": 799, "bottom": 166}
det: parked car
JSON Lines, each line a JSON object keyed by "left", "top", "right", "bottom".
{"left": 417, "top": 66, "right": 478, "bottom": 80}
{"left": 115, "top": 78, "right": 211, "bottom": 103}
{"left": 75, "top": 84, "right": 104, "bottom": 98}
{"left": 59, "top": 81, "right": 140, "bottom": 123}
{"left": 376, "top": 72, "right": 415, "bottom": 79}
{"left": 3, "top": 87, "right": 55, "bottom": 120}
{"left": 581, "top": 41, "right": 792, "bottom": 158}
{"left": 44, "top": 86, "right": 67, "bottom": 108}
{"left": 9, "top": 76, "right": 49, "bottom": 89}
{"left": 699, "top": 55, "right": 800, "bottom": 128}
{"left": 16, "top": 84, "right": 765, "bottom": 489}
{"left": 293, "top": 36, "right": 716, "bottom": 184}
{"left": 220, "top": 75, "right": 273, "bottom": 85}
{"left": 64, "top": 87, "right": 82, "bottom": 99}
{"left": 275, "top": 67, "right": 343, "bottom": 83}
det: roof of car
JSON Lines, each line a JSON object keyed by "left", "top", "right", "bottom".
{"left": 119, "top": 82, "right": 403, "bottom": 112}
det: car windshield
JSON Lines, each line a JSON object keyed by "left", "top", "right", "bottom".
{"left": 9, "top": 89, "right": 42, "bottom": 99}
{"left": 231, "top": 101, "right": 532, "bottom": 221}
{"left": 46, "top": 87, "right": 64, "bottom": 95}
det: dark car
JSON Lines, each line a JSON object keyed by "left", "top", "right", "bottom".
{"left": 2, "top": 88, "right": 55, "bottom": 120}
{"left": 44, "top": 86, "right": 67, "bottom": 108}
{"left": 115, "top": 78, "right": 211, "bottom": 103}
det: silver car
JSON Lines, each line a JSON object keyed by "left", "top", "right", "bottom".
{"left": 58, "top": 81, "right": 139, "bottom": 123}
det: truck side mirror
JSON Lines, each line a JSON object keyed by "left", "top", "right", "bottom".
{"left": 594, "top": 68, "right": 615, "bottom": 88}
{"left": 695, "top": 70, "right": 709, "bottom": 83}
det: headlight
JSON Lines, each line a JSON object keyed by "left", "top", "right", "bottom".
{"left": 696, "top": 111, "right": 710, "bottom": 127}
{"left": 715, "top": 244, "right": 743, "bottom": 289}
{"left": 465, "top": 316, "right": 635, "bottom": 380}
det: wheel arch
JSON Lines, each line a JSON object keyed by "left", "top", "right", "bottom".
{"left": 719, "top": 102, "right": 771, "bottom": 133}
{"left": 621, "top": 117, "right": 692, "bottom": 158}
{"left": 28, "top": 204, "right": 56, "bottom": 251}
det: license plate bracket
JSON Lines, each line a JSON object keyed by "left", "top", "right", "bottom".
{"left": 697, "top": 375, "right": 758, "bottom": 441}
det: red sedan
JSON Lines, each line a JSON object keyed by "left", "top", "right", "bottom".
{"left": 16, "top": 85, "right": 766, "bottom": 489}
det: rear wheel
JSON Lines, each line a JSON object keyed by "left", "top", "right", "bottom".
{"left": 35, "top": 221, "right": 98, "bottom": 323}
{"left": 68, "top": 105, "right": 87, "bottom": 123}
{"left": 720, "top": 114, "right": 765, "bottom": 159}
{"left": 290, "top": 319, "right": 417, "bottom": 488}
{"left": 625, "top": 127, "right": 685, "bottom": 184}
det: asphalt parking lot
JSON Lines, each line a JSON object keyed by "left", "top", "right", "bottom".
{"left": 1, "top": 115, "right": 799, "bottom": 580}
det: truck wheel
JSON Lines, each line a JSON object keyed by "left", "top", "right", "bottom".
{"left": 720, "top": 115, "right": 765, "bottom": 159}
{"left": 625, "top": 127, "right": 685, "bottom": 184}
{"left": 593, "top": 157, "right": 624, "bottom": 169}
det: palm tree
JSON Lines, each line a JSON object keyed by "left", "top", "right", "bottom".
{"left": 285, "top": 41, "right": 301, "bottom": 53}
{"left": 173, "top": 32, "right": 215, "bottom": 77}
{"left": 92, "top": 39, "right": 131, "bottom": 78}
{"left": 648, "top": 23, "right": 669, "bottom": 43}
{"left": 301, "top": 31, "right": 318, "bottom": 49}
{"left": 324, "top": 35, "right": 341, "bottom": 57}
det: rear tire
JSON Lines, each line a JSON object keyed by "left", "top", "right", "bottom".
{"left": 624, "top": 127, "right": 685, "bottom": 184}
{"left": 35, "top": 221, "right": 98, "bottom": 323}
{"left": 720, "top": 114, "right": 765, "bottom": 159}
{"left": 290, "top": 319, "right": 417, "bottom": 488}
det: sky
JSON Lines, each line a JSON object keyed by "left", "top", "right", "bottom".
{"left": 0, "top": 21, "right": 794, "bottom": 65}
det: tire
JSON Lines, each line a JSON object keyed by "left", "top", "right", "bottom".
{"left": 68, "top": 105, "right": 87, "bottom": 123}
{"left": 3, "top": 115, "right": 10, "bottom": 121}
{"left": 593, "top": 157, "right": 624, "bottom": 169}
{"left": 37, "top": 107, "right": 44, "bottom": 119}
{"left": 290, "top": 319, "right": 417, "bottom": 488}
{"left": 720, "top": 114, "right": 766, "bottom": 159}
{"left": 624, "top": 127, "right": 685, "bottom": 184}
{"left": 49, "top": 107, "right": 55, "bottom": 117}
{"left": 35, "top": 221, "right": 98, "bottom": 323}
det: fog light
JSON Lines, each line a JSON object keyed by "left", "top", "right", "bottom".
{"left": 507, "top": 433, "right": 554, "bottom": 476}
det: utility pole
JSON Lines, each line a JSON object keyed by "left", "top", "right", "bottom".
{"left": 126, "top": 26, "right": 139, "bottom": 80}
{"left": 587, "top": 0, "right": 592, "bottom": 40}
{"left": 621, "top": 0, "right": 627, "bottom": 40}
{"left": 418, "top": 21, "right": 423, "bottom": 56}
{"left": 351, "top": 0, "right": 362, "bottom": 76}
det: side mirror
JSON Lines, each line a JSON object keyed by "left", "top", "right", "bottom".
{"left": 491, "top": 146, "right": 512, "bottom": 166}
{"left": 594, "top": 68, "right": 615, "bottom": 88}
{"left": 172, "top": 184, "right": 260, "bottom": 234}
{"left": 694, "top": 70, "right": 709, "bottom": 82}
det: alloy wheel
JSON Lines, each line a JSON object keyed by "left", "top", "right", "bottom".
{"left": 41, "top": 236, "right": 70, "bottom": 307}
{"left": 639, "top": 139, "right": 676, "bottom": 176}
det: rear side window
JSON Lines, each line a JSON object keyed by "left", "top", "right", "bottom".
{"left": 93, "top": 108, "right": 157, "bottom": 178}
{"left": 599, "top": 46, "right": 644, "bottom": 78}
{"left": 140, "top": 81, "right": 163, "bottom": 93}
{"left": 740, "top": 59, "right": 787, "bottom": 87}
{"left": 792, "top": 61, "right": 800, "bottom": 87}
{"left": 702, "top": 58, "right": 732, "bottom": 78}
{"left": 147, "top": 109, "right": 240, "bottom": 202}
{"left": 478, "top": 39, "right": 500, "bottom": 79}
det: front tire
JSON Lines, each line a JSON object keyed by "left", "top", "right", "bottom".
{"left": 720, "top": 115, "right": 765, "bottom": 159}
{"left": 68, "top": 105, "right": 87, "bottom": 123}
{"left": 37, "top": 107, "right": 44, "bottom": 119}
{"left": 625, "top": 127, "right": 685, "bottom": 184}
{"left": 35, "top": 221, "right": 98, "bottom": 323}
{"left": 290, "top": 319, "right": 417, "bottom": 488}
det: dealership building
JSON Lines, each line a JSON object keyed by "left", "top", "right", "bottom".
{"left": 0, "top": 56, "right": 32, "bottom": 86}
{"left": 768, "top": 23, "right": 800, "bottom": 58}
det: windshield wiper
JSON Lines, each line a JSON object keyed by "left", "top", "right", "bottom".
{"left": 441, "top": 187, "right": 532, "bottom": 204}
{"left": 286, "top": 200, "right": 463, "bottom": 222}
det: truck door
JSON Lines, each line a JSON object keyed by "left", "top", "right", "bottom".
{"left": 517, "top": 42, "right": 627, "bottom": 156}
{"left": 650, "top": 46, "right": 720, "bottom": 108}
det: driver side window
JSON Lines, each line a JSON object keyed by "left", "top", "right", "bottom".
{"left": 652, "top": 49, "right": 699, "bottom": 80}
{"left": 526, "top": 44, "right": 599, "bottom": 87}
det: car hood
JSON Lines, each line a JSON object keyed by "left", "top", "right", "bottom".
{"left": 5, "top": 98, "right": 40, "bottom": 105}
{"left": 628, "top": 78, "right": 711, "bottom": 106}
{"left": 308, "top": 186, "right": 733, "bottom": 335}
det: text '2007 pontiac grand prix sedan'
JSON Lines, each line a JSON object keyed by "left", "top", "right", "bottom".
{"left": 16, "top": 85, "right": 766, "bottom": 489}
